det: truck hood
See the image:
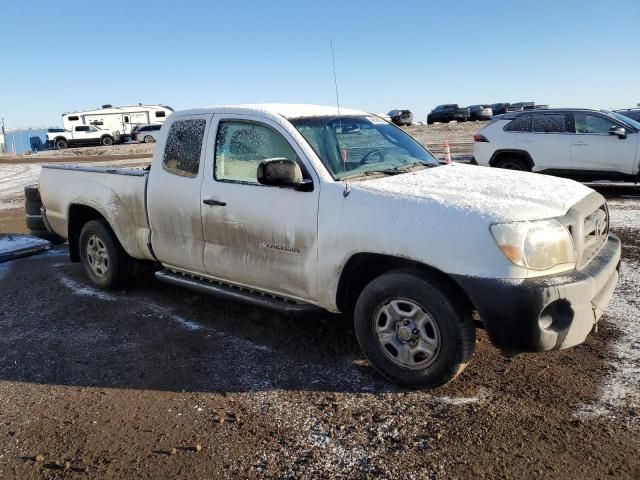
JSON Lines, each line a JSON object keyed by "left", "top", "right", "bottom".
{"left": 353, "top": 163, "right": 594, "bottom": 223}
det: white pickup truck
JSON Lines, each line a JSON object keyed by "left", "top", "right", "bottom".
{"left": 37, "top": 104, "right": 621, "bottom": 388}
{"left": 46, "top": 124, "right": 120, "bottom": 149}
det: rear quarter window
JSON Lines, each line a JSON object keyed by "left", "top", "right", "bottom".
{"left": 163, "top": 119, "right": 206, "bottom": 178}
{"left": 504, "top": 115, "right": 532, "bottom": 132}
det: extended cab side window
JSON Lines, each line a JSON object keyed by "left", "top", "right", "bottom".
{"left": 162, "top": 119, "right": 206, "bottom": 178}
{"left": 214, "top": 121, "right": 296, "bottom": 184}
{"left": 532, "top": 114, "right": 566, "bottom": 133}
{"left": 75, "top": 126, "right": 89, "bottom": 132}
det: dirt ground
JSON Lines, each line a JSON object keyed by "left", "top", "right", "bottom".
{"left": 0, "top": 128, "right": 639, "bottom": 479}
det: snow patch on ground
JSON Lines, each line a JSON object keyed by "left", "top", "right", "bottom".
{"left": 0, "top": 262, "right": 12, "bottom": 280}
{"left": 141, "top": 301, "right": 274, "bottom": 353}
{"left": 432, "top": 387, "right": 491, "bottom": 406}
{"left": 0, "top": 234, "right": 50, "bottom": 255}
{"left": 59, "top": 276, "right": 115, "bottom": 301}
{"left": 576, "top": 261, "right": 640, "bottom": 421}
{"left": 0, "top": 164, "right": 41, "bottom": 210}
{"left": 608, "top": 199, "right": 640, "bottom": 230}
{"left": 170, "top": 314, "right": 203, "bottom": 331}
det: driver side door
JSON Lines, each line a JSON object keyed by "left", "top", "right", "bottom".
{"left": 570, "top": 112, "right": 637, "bottom": 176}
{"left": 200, "top": 115, "right": 320, "bottom": 302}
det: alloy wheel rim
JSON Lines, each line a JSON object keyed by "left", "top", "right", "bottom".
{"left": 86, "top": 234, "right": 109, "bottom": 278}
{"left": 374, "top": 298, "right": 441, "bottom": 370}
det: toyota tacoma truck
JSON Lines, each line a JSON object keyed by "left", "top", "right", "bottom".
{"left": 36, "top": 104, "right": 621, "bottom": 388}
{"left": 47, "top": 124, "right": 120, "bottom": 149}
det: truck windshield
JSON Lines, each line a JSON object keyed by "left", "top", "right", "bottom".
{"left": 290, "top": 115, "right": 439, "bottom": 180}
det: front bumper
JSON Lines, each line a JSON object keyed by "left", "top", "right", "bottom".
{"left": 454, "top": 234, "right": 621, "bottom": 354}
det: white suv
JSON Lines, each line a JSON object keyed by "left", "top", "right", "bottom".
{"left": 472, "top": 109, "right": 640, "bottom": 182}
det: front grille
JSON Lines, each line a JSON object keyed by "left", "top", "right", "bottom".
{"left": 558, "top": 192, "right": 609, "bottom": 269}
{"left": 582, "top": 205, "right": 608, "bottom": 265}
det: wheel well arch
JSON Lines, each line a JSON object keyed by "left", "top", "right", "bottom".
{"left": 67, "top": 204, "right": 108, "bottom": 262}
{"left": 335, "top": 253, "right": 475, "bottom": 316}
{"left": 100, "top": 134, "right": 113, "bottom": 140}
{"left": 489, "top": 149, "right": 534, "bottom": 169}
{"left": 53, "top": 136, "right": 67, "bottom": 143}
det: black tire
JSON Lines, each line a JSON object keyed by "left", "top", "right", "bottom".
{"left": 25, "top": 200, "right": 42, "bottom": 215}
{"left": 55, "top": 138, "right": 68, "bottom": 149}
{"left": 354, "top": 269, "right": 475, "bottom": 388}
{"left": 101, "top": 136, "right": 114, "bottom": 146}
{"left": 494, "top": 157, "right": 529, "bottom": 171}
{"left": 29, "top": 228, "right": 65, "bottom": 244}
{"left": 25, "top": 214, "right": 46, "bottom": 231}
{"left": 24, "top": 185, "right": 41, "bottom": 203}
{"left": 79, "top": 219, "right": 130, "bottom": 289}
{"left": 427, "top": 119, "right": 434, "bottom": 125}
{"left": 143, "top": 135, "right": 155, "bottom": 143}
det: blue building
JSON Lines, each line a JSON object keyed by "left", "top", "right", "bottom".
{"left": 1, "top": 128, "right": 48, "bottom": 155}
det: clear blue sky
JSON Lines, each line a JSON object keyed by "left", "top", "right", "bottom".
{"left": 1, "top": 0, "right": 638, "bottom": 127}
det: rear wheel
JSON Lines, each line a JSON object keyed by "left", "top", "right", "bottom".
{"left": 55, "top": 138, "right": 68, "bottom": 149}
{"left": 354, "top": 270, "right": 475, "bottom": 388}
{"left": 494, "top": 157, "right": 529, "bottom": 171}
{"left": 101, "top": 136, "right": 114, "bottom": 146}
{"left": 79, "top": 220, "right": 130, "bottom": 289}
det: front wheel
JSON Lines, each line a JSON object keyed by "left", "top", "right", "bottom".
{"left": 101, "top": 135, "right": 114, "bottom": 146}
{"left": 354, "top": 270, "right": 475, "bottom": 388}
{"left": 79, "top": 220, "right": 130, "bottom": 289}
{"left": 143, "top": 135, "right": 155, "bottom": 143}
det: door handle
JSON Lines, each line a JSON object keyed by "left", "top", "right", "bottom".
{"left": 572, "top": 141, "right": 587, "bottom": 146}
{"left": 203, "top": 198, "right": 226, "bottom": 206}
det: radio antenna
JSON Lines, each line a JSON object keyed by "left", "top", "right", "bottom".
{"left": 330, "top": 40, "right": 342, "bottom": 120}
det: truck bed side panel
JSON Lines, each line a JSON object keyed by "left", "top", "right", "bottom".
{"left": 39, "top": 166, "right": 153, "bottom": 261}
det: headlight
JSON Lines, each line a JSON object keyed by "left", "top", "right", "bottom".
{"left": 491, "top": 219, "right": 575, "bottom": 270}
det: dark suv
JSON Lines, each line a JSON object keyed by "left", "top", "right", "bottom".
{"left": 511, "top": 102, "right": 536, "bottom": 111}
{"left": 388, "top": 109, "right": 413, "bottom": 126}
{"left": 490, "top": 103, "right": 517, "bottom": 115}
{"left": 427, "top": 104, "right": 470, "bottom": 124}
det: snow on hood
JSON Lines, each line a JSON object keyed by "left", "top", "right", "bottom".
{"left": 354, "top": 163, "right": 594, "bottom": 223}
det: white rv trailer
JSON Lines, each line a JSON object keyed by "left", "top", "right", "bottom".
{"left": 61, "top": 104, "right": 174, "bottom": 138}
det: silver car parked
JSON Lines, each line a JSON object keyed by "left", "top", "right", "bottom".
{"left": 131, "top": 124, "right": 162, "bottom": 143}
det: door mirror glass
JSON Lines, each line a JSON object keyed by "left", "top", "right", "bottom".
{"left": 257, "top": 158, "right": 309, "bottom": 189}
{"left": 608, "top": 126, "right": 626, "bottom": 139}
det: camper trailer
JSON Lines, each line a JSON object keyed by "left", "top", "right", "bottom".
{"left": 61, "top": 104, "right": 174, "bottom": 139}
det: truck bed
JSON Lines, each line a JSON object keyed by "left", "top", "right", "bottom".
{"left": 39, "top": 164, "right": 154, "bottom": 261}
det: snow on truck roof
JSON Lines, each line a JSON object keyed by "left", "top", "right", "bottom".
{"left": 175, "top": 104, "right": 371, "bottom": 119}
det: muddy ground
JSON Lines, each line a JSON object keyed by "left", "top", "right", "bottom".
{"left": 0, "top": 127, "right": 639, "bottom": 479}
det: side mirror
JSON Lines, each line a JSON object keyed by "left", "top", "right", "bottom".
{"left": 257, "top": 158, "right": 312, "bottom": 191}
{"left": 609, "top": 126, "right": 627, "bottom": 139}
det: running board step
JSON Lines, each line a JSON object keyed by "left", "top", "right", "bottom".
{"left": 155, "top": 270, "right": 321, "bottom": 313}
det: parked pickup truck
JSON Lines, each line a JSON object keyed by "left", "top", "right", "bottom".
{"left": 37, "top": 104, "right": 621, "bottom": 388}
{"left": 47, "top": 125, "right": 120, "bottom": 149}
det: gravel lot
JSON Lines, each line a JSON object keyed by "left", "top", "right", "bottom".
{"left": 0, "top": 126, "right": 638, "bottom": 479}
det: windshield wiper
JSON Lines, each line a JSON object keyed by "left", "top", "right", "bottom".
{"left": 389, "top": 161, "right": 439, "bottom": 171}
{"left": 339, "top": 162, "right": 438, "bottom": 181}
{"left": 339, "top": 169, "right": 403, "bottom": 181}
